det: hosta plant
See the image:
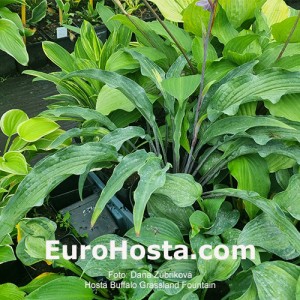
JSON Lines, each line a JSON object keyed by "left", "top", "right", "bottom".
{"left": 1, "top": 0, "right": 300, "bottom": 299}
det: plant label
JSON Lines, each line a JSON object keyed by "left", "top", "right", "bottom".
{"left": 56, "top": 27, "right": 68, "bottom": 39}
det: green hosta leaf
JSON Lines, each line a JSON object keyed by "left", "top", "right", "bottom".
{"left": 76, "top": 234, "right": 145, "bottom": 279}
{"left": 96, "top": 85, "right": 135, "bottom": 115}
{"left": 274, "top": 174, "right": 300, "bottom": 220}
{"left": 201, "top": 197, "right": 225, "bottom": 222}
{"left": 25, "top": 277, "right": 95, "bottom": 300}
{"left": 209, "top": 188, "right": 300, "bottom": 259}
{"left": 0, "top": 152, "right": 28, "bottom": 175}
{"left": 205, "top": 202, "right": 239, "bottom": 235}
{"left": 133, "top": 157, "right": 170, "bottom": 235}
{"left": 266, "top": 154, "right": 296, "bottom": 172}
{"left": 228, "top": 154, "right": 270, "bottom": 219}
{"left": 265, "top": 94, "right": 300, "bottom": 122}
{"left": 239, "top": 213, "right": 299, "bottom": 260}
{"left": 154, "top": 173, "right": 202, "bottom": 207}
{"left": 126, "top": 217, "right": 185, "bottom": 247}
{"left": 0, "top": 19, "right": 28, "bottom": 65}
{"left": 17, "top": 117, "right": 59, "bottom": 142}
{"left": 0, "top": 245, "right": 16, "bottom": 263}
{"left": 0, "top": 283, "right": 25, "bottom": 300}
{"left": 219, "top": 0, "right": 266, "bottom": 28}
{"left": 148, "top": 0, "right": 193, "bottom": 22}
{"left": 20, "top": 273, "right": 63, "bottom": 293}
{"left": 105, "top": 50, "right": 139, "bottom": 74}
{"left": 41, "top": 106, "right": 116, "bottom": 131}
{"left": 197, "top": 248, "right": 241, "bottom": 282}
{"left": 147, "top": 194, "right": 194, "bottom": 235}
{"left": 0, "top": 109, "right": 28, "bottom": 137}
{"left": 183, "top": 1, "right": 210, "bottom": 36}
{"left": 156, "top": 260, "right": 198, "bottom": 282}
{"left": 223, "top": 34, "right": 262, "bottom": 65}
{"left": 101, "top": 126, "right": 147, "bottom": 151}
{"left": 272, "top": 16, "right": 300, "bottom": 43}
{"left": 200, "top": 115, "right": 294, "bottom": 146}
{"left": 252, "top": 261, "right": 300, "bottom": 300}
{"left": 0, "top": 142, "right": 118, "bottom": 242}
{"left": 91, "top": 150, "right": 155, "bottom": 227}
{"left": 161, "top": 75, "right": 201, "bottom": 105}
{"left": 0, "top": 7, "right": 23, "bottom": 33}
{"left": 28, "top": 0, "right": 47, "bottom": 24}
{"left": 189, "top": 211, "right": 210, "bottom": 238}
{"left": 207, "top": 70, "right": 300, "bottom": 121}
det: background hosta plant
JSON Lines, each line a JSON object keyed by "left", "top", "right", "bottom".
{"left": 1, "top": 0, "right": 300, "bottom": 299}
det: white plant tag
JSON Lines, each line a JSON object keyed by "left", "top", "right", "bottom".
{"left": 56, "top": 27, "right": 68, "bottom": 39}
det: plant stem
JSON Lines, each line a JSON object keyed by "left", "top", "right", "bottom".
{"left": 184, "top": 1, "right": 218, "bottom": 173}
{"left": 276, "top": 11, "right": 300, "bottom": 61}
{"left": 140, "top": 0, "right": 196, "bottom": 74}
{"left": 3, "top": 136, "right": 11, "bottom": 154}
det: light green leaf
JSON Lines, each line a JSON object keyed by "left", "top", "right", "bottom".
{"left": 0, "top": 283, "right": 25, "bottom": 300}
{"left": 25, "top": 277, "right": 95, "bottom": 300}
{"left": 189, "top": 211, "right": 210, "bottom": 238}
{"left": 133, "top": 157, "right": 170, "bottom": 235}
{"left": 96, "top": 85, "right": 135, "bottom": 115}
{"left": 17, "top": 117, "right": 59, "bottom": 142}
{"left": 161, "top": 75, "right": 201, "bottom": 105}
{"left": 0, "top": 142, "right": 118, "bottom": 242}
{"left": 0, "top": 245, "right": 16, "bottom": 263}
{"left": 0, "top": 109, "right": 28, "bottom": 137}
{"left": 272, "top": 16, "right": 300, "bottom": 43}
{"left": 0, "top": 19, "right": 28, "bottom": 65}
{"left": 154, "top": 173, "right": 202, "bottom": 207}
{"left": 105, "top": 50, "right": 139, "bottom": 74}
{"left": 91, "top": 150, "right": 155, "bottom": 227}
{"left": 0, "top": 7, "right": 23, "bottom": 33}
{"left": 126, "top": 217, "right": 185, "bottom": 247}
{"left": 262, "top": 0, "right": 290, "bottom": 27}
{"left": 0, "top": 152, "right": 28, "bottom": 175}
{"left": 228, "top": 154, "right": 271, "bottom": 219}
{"left": 274, "top": 174, "right": 300, "bottom": 220}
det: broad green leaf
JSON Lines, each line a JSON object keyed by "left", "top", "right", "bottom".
{"left": 223, "top": 34, "right": 262, "bottom": 65}
{"left": 28, "top": 0, "right": 47, "bottom": 24}
{"left": 161, "top": 75, "right": 201, "bottom": 105}
{"left": 272, "top": 16, "right": 300, "bottom": 43}
{"left": 200, "top": 115, "right": 294, "bottom": 146}
{"left": 91, "top": 150, "right": 155, "bottom": 227}
{"left": 207, "top": 70, "right": 300, "bottom": 121}
{"left": 126, "top": 217, "right": 185, "bottom": 247}
{"left": 219, "top": 0, "right": 266, "bottom": 28}
{"left": 192, "top": 37, "right": 218, "bottom": 71}
{"left": 0, "top": 0, "right": 22, "bottom": 7}
{"left": 239, "top": 213, "right": 299, "bottom": 260}
{"left": 96, "top": 85, "right": 135, "bottom": 115}
{"left": 133, "top": 157, "right": 170, "bottom": 235}
{"left": 148, "top": 0, "right": 193, "bottom": 22}
{"left": 76, "top": 235, "right": 145, "bottom": 279}
{"left": 205, "top": 202, "right": 239, "bottom": 235}
{"left": 189, "top": 211, "right": 210, "bottom": 238}
{"left": 208, "top": 188, "right": 300, "bottom": 258}
{"left": 105, "top": 50, "right": 139, "bottom": 74}
{"left": 253, "top": 261, "right": 300, "bottom": 300}
{"left": 0, "top": 143, "right": 118, "bottom": 242}
{"left": 228, "top": 154, "right": 270, "bottom": 219}
{"left": 0, "top": 19, "right": 28, "bottom": 65}
{"left": 183, "top": 1, "right": 210, "bottom": 36}
{"left": 0, "top": 152, "right": 28, "bottom": 175}
{"left": 101, "top": 126, "right": 147, "bottom": 151}
{"left": 0, "top": 283, "right": 25, "bottom": 300}
{"left": 154, "top": 173, "right": 202, "bottom": 207}
{"left": 197, "top": 248, "right": 241, "bottom": 282}
{"left": 201, "top": 197, "right": 225, "bottom": 222}
{"left": 0, "top": 7, "right": 23, "bottom": 33}
{"left": 40, "top": 106, "right": 116, "bottom": 130}
{"left": 262, "top": 0, "right": 290, "bottom": 27}
{"left": 0, "top": 109, "right": 28, "bottom": 137}
{"left": 156, "top": 260, "right": 198, "bottom": 282}
{"left": 274, "top": 174, "right": 300, "bottom": 220}
{"left": 0, "top": 245, "right": 16, "bottom": 263}
{"left": 266, "top": 154, "right": 296, "bottom": 172}
{"left": 147, "top": 194, "right": 194, "bottom": 235}
{"left": 20, "top": 273, "right": 63, "bottom": 293}
{"left": 17, "top": 117, "right": 59, "bottom": 142}
{"left": 265, "top": 94, "right": 300, "bottom": 122}
{"left": 25, "top": 277, "right": 95, "bottom": 300}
